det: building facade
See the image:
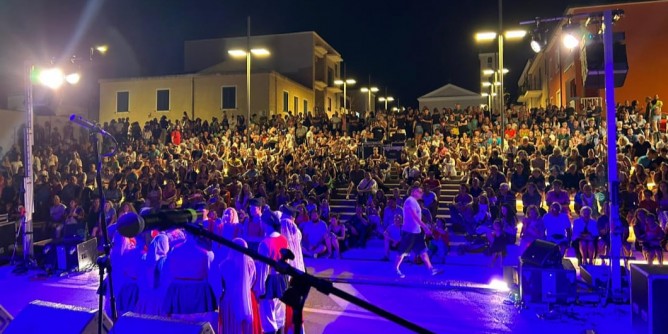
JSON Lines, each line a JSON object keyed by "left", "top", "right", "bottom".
{"left": 518, "top": 0, "right": 668, "bottom": 109}
{"left": 99, "top": 31, "right": 345, "bottom": 123}
{"left": 99, "top": 71, "right": 314, "bottom": 125}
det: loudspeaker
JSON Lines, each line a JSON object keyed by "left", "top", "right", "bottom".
{"left": 0, "top": 303, "right": 13, "bottom": 333}
{"left": 0, "top": 217, "right": 14, "bottom": 258}
{"left": 33, "top": 238, "right": 97, "bottom": 272}
{"left": 520, "top": 239, "right": 563, "bottom": 268}
{"left": 520, "top": 259, "right": 577, "bottom": 304}
{"left": 580, "top": 264, "right": 628, "bottom": 289}
{"left": 4, "top": 300, "right": 112, "bottom": 334}
{"left": 110, "top": 312, "right": 214, "bottom": 334}
{"left": 631, "top": 264, "right": 668, "bottom": 334}
{"left": 583, "top": 32, "right": 628, "bottom": 89}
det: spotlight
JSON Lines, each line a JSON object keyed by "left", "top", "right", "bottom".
{"left": 38, "top": 68, "right": 65, "bottom": 89}
{"left": 530, "top": 38, "right": 542, "bottom": 53}
{"left": 561, "top": 18, "right": 582, "bottom": 50}
{"left": 65, "top": 73, "right": 81, "bottom": 85}
{"left": 488, "top": 278, "right": 510, "bottom": 292}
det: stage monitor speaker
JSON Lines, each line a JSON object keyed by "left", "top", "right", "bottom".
{"left": 520, "top": 239, "right": 563, "bottom": 268}
{"left": 0, "top": 217, "right": 14, "bottom": 258}
{"left": 520, "top": 259, "right": 577, "bottom": 304}
{"left": 631, "top": 264, "right": 668, "bottom": 334}
{"left": 0, "top": 303, "right": 13, "bottom": 334}
{"left": 110, "top": 312, "right": 214, "bottom": 334}
{"left": 4, "top": 300, "right": 111, "bottom": 334}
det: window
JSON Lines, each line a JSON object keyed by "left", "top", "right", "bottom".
{"left": 221, "top": 86, "right": 237, "bottom": 109}
{"left": 116, "top": 91, "right": 129, "bottom": 113}
{"left": 156, "top": 89, "right": 170, "bottom": 111}
{"left": 328, "top": 97, "right": 332, "bottom": 111}
{"left": 283, "top": 91, "right": 289, "bottom": 112}
{"left": 294, "top": 96, "right": 299, "bottom": 113}
{"left": 303, "top": 100, "right": 308, "bottom": 114}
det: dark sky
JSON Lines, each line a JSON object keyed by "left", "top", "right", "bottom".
{"left": 0, "top": 0, "right": 622, "bottom": 107}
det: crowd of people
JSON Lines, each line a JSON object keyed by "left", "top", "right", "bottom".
{"left": 1, "top": 92, "right": 667, "bottom": 331}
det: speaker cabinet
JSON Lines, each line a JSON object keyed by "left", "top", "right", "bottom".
{"left": 520, "top": 239, "right": 563, "bottom": 268}
{"left": 36, "top": 238, "right": 97, "bottom": 272}
{"left": 520, "top": 259, "right": 577, "bottom": 304}
{"left": 110, "top": 312, "right": 214, "bottom": 334}
{"left": 4, "top": 300, "right": 111, "bottom": 334}
{"left": 631, "top": 264, "right": 668, "bottom": 334}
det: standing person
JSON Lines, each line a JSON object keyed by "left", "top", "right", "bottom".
{"left": 253, "top": 210, "right": 289, "bottom": 334}
{"left": 393, "top": 185, "right": 440, "bottom": 278}
{"left": 218, "top": 238, "right": 259, "bottom": 334}
{"left": 279, "top": 205, "right": 305, "bottom": 272}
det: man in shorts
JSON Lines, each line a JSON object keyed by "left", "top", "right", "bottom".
{"left": 394, "top": 185, "right": 441, "bottom": 278}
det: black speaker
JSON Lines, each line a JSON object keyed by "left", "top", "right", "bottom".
{"left": 520, "top": 239, "right": 563, "bottom": 268}
{"left": 110, "top": 312, "right": 215, "bottom": 334}
{"left": 631, "top": 264, "right": 668, "bottom": 334}
{"left": 35, "top": 238, "right": 97, "bottom": 272}
{"left": 583, "top": 32, "right": 628, "bottom": 89}
{"left": 4, "top": 300, "right": 112, "bottom": 334}
{"left": 0, "top": 216, "right": 14, "bottom": 257}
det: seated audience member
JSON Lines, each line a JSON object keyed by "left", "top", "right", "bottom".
{"left": 348, "top": 205, "right": 371, "bottom": 248}
{"left": 542, "top": 202, "right": 572, "bottom": 255}
{"left": 640, "top": 213, "right": 665, "bottom": 265}
{"left": 383, "top": 214, "right": 403, "bottom": 260}
{"left": 430, "top": 219, "right": 449, "bottom": 264}
{"left": 328, "top": 215, "right": 347, "bottom": 259}
{"left": 519, "top": 205, "right": 545, "bottom": 254}
{"left": 572, "top": 206, "right": 598, "bottom": 266}
{"left": 300, "top": 210, "right": 330, "bottom": 258}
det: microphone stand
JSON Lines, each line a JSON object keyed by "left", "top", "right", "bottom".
{"left": 180, "top": 222, "right": 433, "bottom": 334}
{"left": 71, "top": 117, "right": 119, "bottom": 334}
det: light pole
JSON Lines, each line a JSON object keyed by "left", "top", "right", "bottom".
{"left": 520, "top": 9, "right": 625, "bottom": 302}
{"left": 228, "top": 16, "right": 271, "bottom": 148}
{"left": 334, "top": 78, "right": 356, "bottom": 114}
{"left": 360, "top": 86, "right": 379, "bottom": 115}
{"left": 475, "top": 19, "right": 526, "bottom": 149}
{"left": 378, "top": 96, "right": 394, "bottom": 111}
{"left": 21, "top": 64, "right": 80, "bottom": 268}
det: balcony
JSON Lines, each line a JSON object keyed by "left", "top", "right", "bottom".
{"left": 314, "top": 80, "right": 327, "bottom": 91}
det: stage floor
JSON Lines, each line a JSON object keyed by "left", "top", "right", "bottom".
{"left": 0, "top": 257, "right": 633, "bottom": 334}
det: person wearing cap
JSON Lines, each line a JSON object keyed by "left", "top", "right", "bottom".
{"left": 253, "top": 210, "right": 289, "bottom": 334}
{"left": 244, "top": 198, "right": 265, "bottom": 244}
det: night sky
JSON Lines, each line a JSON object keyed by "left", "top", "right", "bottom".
{"left": 0, "top": 0, "right": 622, "bottom": 107}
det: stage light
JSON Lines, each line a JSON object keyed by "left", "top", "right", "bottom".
{"left": 38, "top": 68, "right": 65, "bottom": 89}
{"left": 488, "top": 278, "right": 510, "bottom": 292}
{"left": 530, "top": 39, "right": 542, "bottom": 53}
{"left": 65, "top": 73, "right": 81, "bottom": 85}
{"left": 562, "top": 19, "right": 582, "bottom": 50}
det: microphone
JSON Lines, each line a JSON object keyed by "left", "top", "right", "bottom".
{"left": 115, "top": 209, "right": 203, "bottom": 238}
{"left": 69, "top": 114, "right": 111, "bottom": 136}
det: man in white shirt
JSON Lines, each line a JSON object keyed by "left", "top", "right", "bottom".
{"left": 301, "top": 210, "right": 330, "bottom": 258}
{"left": 394, "top": 185, "right": 440, "bottom": 278}
{"left": 542, "top": 202, "right": 572, "bottom": 255}
{"left": 356, "top": 172, "right": 378, "bottom": 204}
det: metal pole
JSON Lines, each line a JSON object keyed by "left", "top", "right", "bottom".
{"left": 343, "top": 82, "right": 347, "bottom": 114}
{"left": 23, "top": 63, "right": 34, "bottom": 262}
{"left": 498, "top": 0, "right": 505, "bottom": 151}
{"left": 246, "top": 16, "right": 251, "bottom": 148}
{"left": 603, "top": 9, "right": 622, "bottom": 301}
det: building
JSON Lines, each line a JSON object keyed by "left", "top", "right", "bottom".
{"left": 99, "top": 31, "right": 344, "bottom": 123}
{"left": 518, "top": 0, "right": 668, "bottom": 109}
{"left": 479, "top": 52, "right": 501, "bottom": 109}
{"left": 418, "top": 84, "right": 484, "bottom": 110}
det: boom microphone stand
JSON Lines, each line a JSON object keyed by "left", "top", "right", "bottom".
{"left": 181, "top": 222, "right": 433, "bottom": 334}
{"left": 69, "top": 115, "right": 119, "bottom": 334}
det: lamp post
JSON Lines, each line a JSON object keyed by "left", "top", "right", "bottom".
{"left": 21, "top": 64, "right": 80, "bottom": 268}
{"left": 475, "top": 12, "right": 526, "bottom": 149}
{"left": 334, "top": 78, "right": 356, "bottom": 114}
{"left": 378, "top": 96, "right": 394, "bottom": 111}
{"left": 228, "top": 16, "right": 271, "bottom": 148}
{"left": 360, "top": 86, "right": 379, "bottom": 115}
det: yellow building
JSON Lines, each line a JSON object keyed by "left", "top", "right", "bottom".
{"left": 99, "top": 71, "right": 313, "bottom": 124}
{"left": 99, "top": 31, "right": 344, "bottom": 124}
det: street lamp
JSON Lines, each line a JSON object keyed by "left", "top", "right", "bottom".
{"left": 360, "top": 86, "right": 379, "bottom": 113}
{"left": 474, "top": 25, "right": 527, "bottom": 150}
{"left": 378, "top": 96, "right": 394, "bottom": 111}
{"left": 227, "top": 17, "right": 271, "bottom": 148}
{"left": 334, "top": 78, "right": 356, "bottom": 113}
